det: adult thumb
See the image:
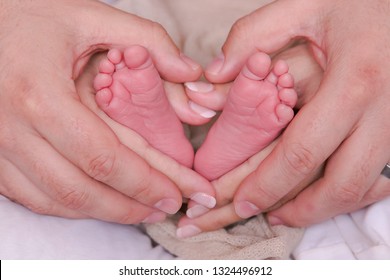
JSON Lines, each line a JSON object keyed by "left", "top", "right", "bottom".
{"left": 75, "top": 1, "right": 202, "bottom": 83}
{"left": 205, "top": 0, "right": 320, "bottom": 83}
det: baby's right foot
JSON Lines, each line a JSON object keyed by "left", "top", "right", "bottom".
{"left": 194, "top": 52, "right": 297, "bottom": 180}
{"left": 93, "top": 46, "right": 194, "bottom": 167}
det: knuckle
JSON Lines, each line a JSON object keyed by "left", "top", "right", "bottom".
{"left": 150, "top": 21, "right": 165, "bottom": 33}
{"left": 24, "top": 201, "right": 56, "bottom": 216}
{"left": 118, "top": 212, "right": 142, "bottom": 225}
{"left": 13, "top": 78, "right": 51, "bottom": 118}
{"left": 150, "top": 21, "right": 170, "bottom": 42}
{"left": 331, "top": 182, "right": 365, "bottom": 208}
{"left": 128, "top": 173, "right": 153, "bottom": 201}
{"left": 56, "top": 186, "right": 89, "bottom": 211}
{"left": 283, "top": 143, "right": 318, "bottom": 177}
{"left": 86, "top": 151, "right": 117, "bottom": 181}
{"left": 248, "top": 171, "right": 282, "bottom": 209}
{"left": 230, "top": 16, "right": 251, "bottom": 39}
{"left": 256, "top": 189, "right": 281, "bottom": 210}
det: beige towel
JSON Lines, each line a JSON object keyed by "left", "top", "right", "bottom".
{"left": 145, "top": 215, "right": 303, "bottom": 260}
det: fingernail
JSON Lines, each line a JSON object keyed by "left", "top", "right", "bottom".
{"left": 180, "top": 53, "right": 201, "bottom": 71}
{"left": 268, "top": 215, "right": 284, "bottom": 226}
{"left": 190, "top": 192, "right": 217, "bottom": 209}
{"left": 189, "top": 101, "right": 217, "bottom": 118}
{"left": 185, "top": 81, "right": 214, "bottom": 93}
{"left": 154, "top": 199, "right": 181, "bottom": 215}
{"left": 176, "top": 225, "right": 202, "bottom": 239}
{"left": 142, "top": 212, "right": 166, "bottom": 224}
{"left": 186, "top": 204, "right": 210, "bottom": 219}
{"left": 206, "top": 53, "right": 225, "bottom": 75}
{"left": 235, "top": 201, "right": 261, "bottom": 219}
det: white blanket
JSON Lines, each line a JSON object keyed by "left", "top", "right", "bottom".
{"left": 294, "top": 196, "right": 390, "bottom": 259}
{"left": 1, "top": 194, "right": 389, "bottom": 259}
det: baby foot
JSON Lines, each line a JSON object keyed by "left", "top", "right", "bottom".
{"left": 194, "top": 52, "right": 297, "bottom": 180}
{"left": 94, "top": 45, "right": 194, "bottom": 167}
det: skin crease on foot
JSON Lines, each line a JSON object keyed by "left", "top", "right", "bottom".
{"left": 194, "top": 52, "right": 297, "bottom": 181}
{"left": 94, "top": 46, "right": 297, "bottom": 183}
{"left": 94, "top": 45, "right": 194, "bottom": 168}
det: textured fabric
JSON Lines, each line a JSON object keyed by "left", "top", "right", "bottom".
{"left": 145, "top": 215, "right": 303, "bottom": 260}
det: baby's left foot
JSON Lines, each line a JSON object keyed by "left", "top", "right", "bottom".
{"left": 93, "top": 46, "right": 194, "bottom": 167}
{"left": 194, "top": 52, "right": 297, "bottom": 180}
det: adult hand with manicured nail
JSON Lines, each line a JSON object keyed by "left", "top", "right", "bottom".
{"left": 205, "top": 0, "right": 390, "bottom": 227}
{"left": 0, "top": 0, "right": 216, "bottom": 224}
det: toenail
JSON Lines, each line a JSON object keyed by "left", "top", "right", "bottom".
{"left": 185, "top": 82, "right": 214, "bottom": 93}
{"left": 189, "top": 101, "right": 217, "bottom": 118}
{"left": 190, "top": 192, "right": 217, "bottom": 209}
{"left": 235, "top": 201, "right": 261, "bottom": 219}
{"left": 154, "top": 199, "right": 181, "bottom": 214}
{"left": 176, "top": 225, "right": 202, "bottom": 239}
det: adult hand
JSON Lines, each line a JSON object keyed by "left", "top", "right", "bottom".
{"left": 205, "top": 0, "right": 390, "bottom": 227}
{"left": 177, "top": 139, "right": 322, "bottom": 238}
{"left": 0, "top": 0, "right": 215, "bottom": 224}
{"left": 177, "top": 44, "right": 324, "bottom": 237}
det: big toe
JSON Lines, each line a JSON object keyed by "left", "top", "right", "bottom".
{"left": 241, "top": 52, "right": 272, "bottom": 81}
{"left": 123, "top": 45, "right": 153, "bottom": 70}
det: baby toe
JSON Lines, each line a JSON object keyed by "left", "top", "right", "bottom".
{"left": 244, "top": 52, "right": 272, "bottom": 81}
{"left": 107, "top": 49, "right": 122, "bottom": 64}
{"left": 278, "top": 73, "right": 294, "bottom": 88}
{"left": 276, "top": 104, "right": 294, "bottom": 125}
{"left": 279, "top": 88, "right": 298, "bottom": 108}
{"left": 93, "top": 73, "right": 112, "bottom": 91}
{"left": 95, "top": 88, "right": 114, "bottom": 110}
{"left": 98, "top": 58, "right": 115, "bottom": 74}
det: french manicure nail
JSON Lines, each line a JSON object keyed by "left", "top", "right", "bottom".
{"left": 189, "top": 101, "right": 217, "bottom": 118}
{"left": 190, "top": 192, "right": 217, "bottom": 209}
{"left": 176, "top": 225, "right": 202, "bottom": 239}
{"left": 180, "top": 53, "right": 201, "bottom": 71}
{"left": 268, "top": 215, "right": 284, "bottom": 226}
{"left": 142, "top": 212, "right": 166, "bottom": 224}
{"left": 184, "top": 81, "right": 214, "bottom": 93}
{"left": 154, "top": 199, "right": 181, "bottom": 215}
{"left": 235, "top": 201, "right": 261, "bottom": 219}
{"left": 186, "top": 204, "right": 210, "bottom": 219}
{"left": 206, "top": 53, "right": 225, "bottom": 75}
